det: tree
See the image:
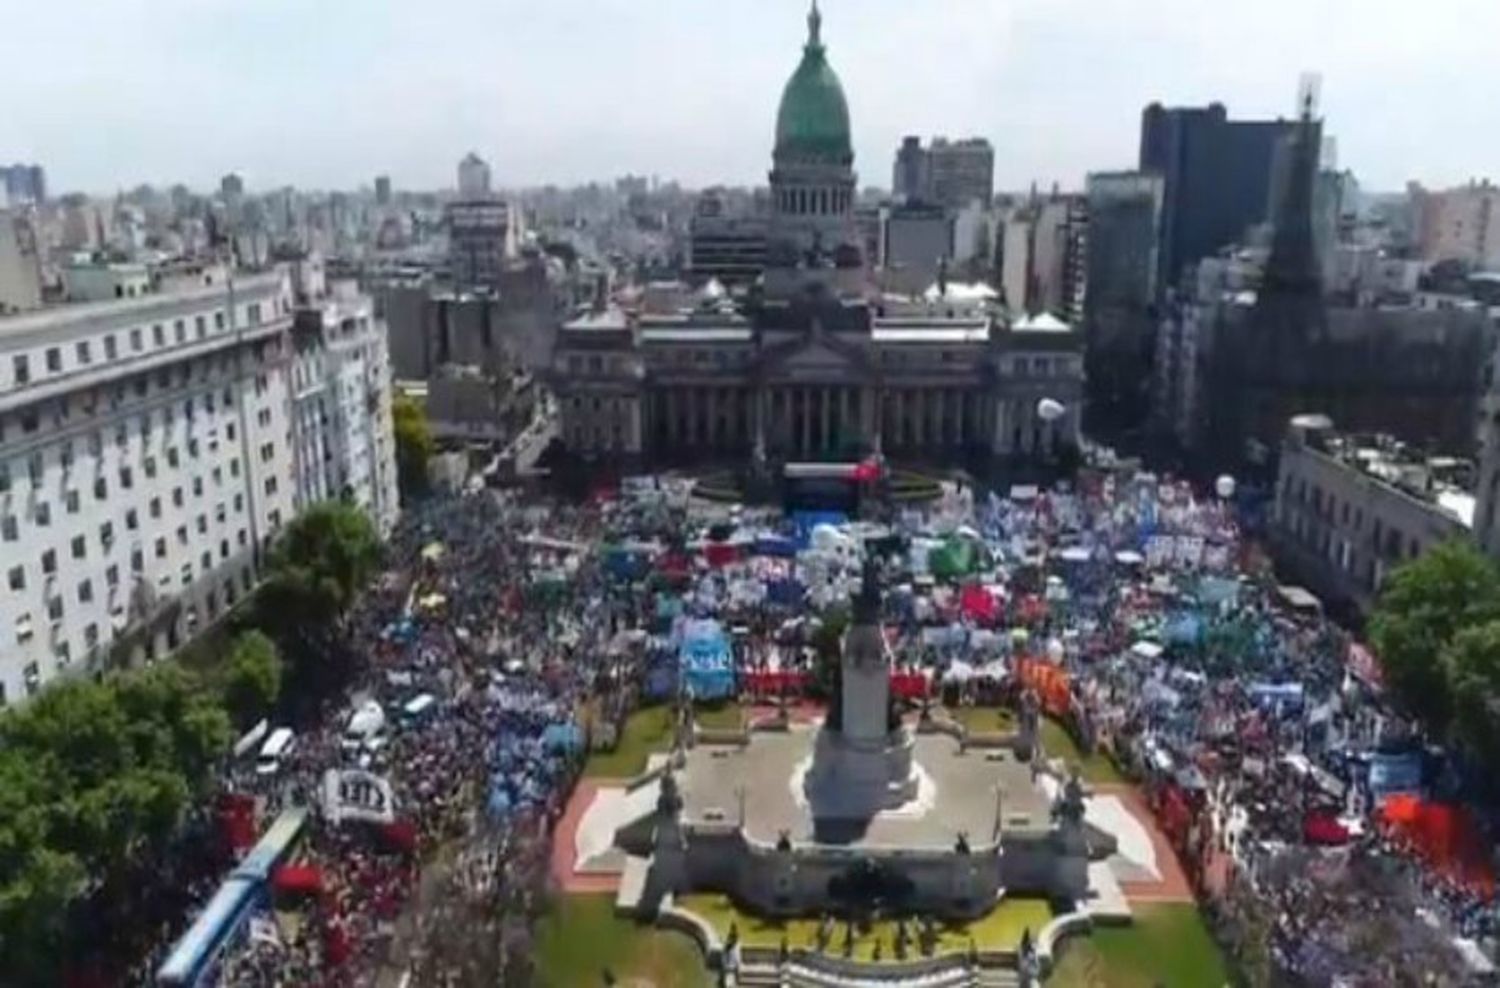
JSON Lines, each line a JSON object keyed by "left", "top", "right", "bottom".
{"left": 392, "top": 391, "right": 434, "bottom": 500}
{"left": 254, "top": 501, "right": 382, "bottom": 710}
{"left": 259, "top": 501, "right": 383, "bottom": 632}
{"left": 1369, "top": 540, "right": 1500, "bottom": 739}
{"left": 1443, "top": 619, "right": 1500, "bottom": 766}
{"left": 222, "top": 631, "right": 283, "bottom": 728}
{"left": 0, "top": 664, "right": 231, "bottom": 982}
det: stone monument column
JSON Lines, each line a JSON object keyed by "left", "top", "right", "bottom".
{"left": 841, "top": 561, "right": 891, "bottom": 742}
{"left": 803, "top": 555, "right": 918, "bottom": 818}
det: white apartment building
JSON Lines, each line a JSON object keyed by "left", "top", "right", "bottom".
{"left": 287, "top": 259, "right": 399, "bottom": 536}
{"left": 0, "top": 270, "right": 298, "bottom": 704}
{"left": 0, "top": 260, "right": 401, "bottom": 706}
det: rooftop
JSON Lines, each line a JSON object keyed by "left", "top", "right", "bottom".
{"left": 1295, "top": 421, "right": 1476, "bottom": 528}
{"left": 1010, "top": 312, "right": 1073, "bottom": 333}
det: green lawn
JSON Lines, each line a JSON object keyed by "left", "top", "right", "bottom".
{"left": 677, "top": 893, "right": 1052, "bottom": 961}
{"left": 945, "top": 705, "right": 1017, "bottom": 735}
{"left": 1047, "top": 904, "right": 1231, "bottom": 988}
{"left": 584, "top": 705, "right": 675, "bottom": 778}
{"left": 1040, "top": 717, "right": 1123, "bottom": 785}
{"left": 536, "top": 894, "right": 711, "bottom": 988}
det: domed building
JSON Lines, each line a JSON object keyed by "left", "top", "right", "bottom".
{"left": 551, "top": 3, "right": 1085, "bottom": 473}
{"left": 764, "top": 2, "right": 865, "bottom": 298}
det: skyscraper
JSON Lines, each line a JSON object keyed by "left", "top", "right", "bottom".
{"left": 1084, "top": 171, "right": 1164, "bottom": 436}
{"left": 374, "top": 174, "right": 392, "bottom": 206}
{"left": 927, "top": 137, "right": 994, "bottom": 209}
{"left": 457, "top": 152, "right": 492, "bottom": 198}
{"left": 1, "top": 164, "right": 46, "bottom": 206}
{"left": 892, "top": 136, "right": 928, "bottom": 203}
{"left": 1191, "top": 102, "right": 1490, "bottom": 471}
{"left": 1139, "top": 102, "right": 1296, "bottom": 296}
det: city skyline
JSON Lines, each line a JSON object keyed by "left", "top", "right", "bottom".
{"left": 4, "top": 0, "right": 1497, "bottom": 197}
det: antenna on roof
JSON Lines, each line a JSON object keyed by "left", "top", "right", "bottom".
{"left": 1296, "top": 71, "right": 1322, "bottom": 121}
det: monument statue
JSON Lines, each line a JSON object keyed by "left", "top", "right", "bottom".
{"left": 802, "top": 550, "right": 918, "bottom": 817}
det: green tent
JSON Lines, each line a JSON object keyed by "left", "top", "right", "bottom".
{"left": 929, "top": 535, "right": 987, "bottom": 581}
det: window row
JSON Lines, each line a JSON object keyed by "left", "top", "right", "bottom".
{"left": 5, "top": 309, "right": 229, "bottom": 389}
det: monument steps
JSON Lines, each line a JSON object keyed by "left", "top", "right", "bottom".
{"left": 732, "top": 960, "right": 1020, "bottom": 988}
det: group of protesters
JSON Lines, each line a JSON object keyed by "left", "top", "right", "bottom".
{"left": 593, "top": 467, "right": 1500, "bottom": 983}
{"left": 149, "top": 455, "right": 1500, "bottom": 986}
{"left": 180, "top": 491, "right": 619, "bottom": 985}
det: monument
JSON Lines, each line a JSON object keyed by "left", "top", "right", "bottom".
{"left": 801, "top": 557, "right": 919, "bottom": 817}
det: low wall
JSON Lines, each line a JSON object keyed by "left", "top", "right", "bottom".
{"left": 916, "top": 713, "right": 1018, "bottom": 750}
{"left": 676, "top": 819, "right": 1093, "bottom": 917}
{"left": 695, "top": 727, "right": 750, "bottom": 746}
{"left": 682, "top": 827, "right": 1023, "bottom": 919}
{"left": 1035, "top": 910, "right": 1092, "bottom": 975}
{"left": 659, "top": 896, "right": 724, "bottom": 967}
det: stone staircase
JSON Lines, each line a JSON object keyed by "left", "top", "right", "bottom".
{"left": 731, "top": 959, "right": 1021, "bottom": 988}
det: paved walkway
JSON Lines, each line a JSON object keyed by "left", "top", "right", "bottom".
{"left": 553, "top": 779, "right": 623, "bottom": 893}
{"left": 1095, "top": 784, "right": 1196, "bottom": 904}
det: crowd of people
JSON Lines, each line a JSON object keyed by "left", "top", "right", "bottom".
{"left": 188, "top": 493, "right": 616, "bottom": 985}
{"left": 145, "top": 459, "right": 1500, "bottom": 986}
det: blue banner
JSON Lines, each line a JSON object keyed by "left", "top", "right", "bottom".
{"left": 1368, "top": 752, "right": 1423, "bottom": 798}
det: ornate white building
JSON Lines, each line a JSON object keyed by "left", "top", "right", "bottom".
{"left": 553, "top": 5, "right": 1084, "bottom": 468}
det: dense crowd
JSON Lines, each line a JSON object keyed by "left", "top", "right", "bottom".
{"left": 192, "top": 492, "right": 618, "bottom": 985}
{"left": 150, "top": 462, "right": 1500, "bottom": 987}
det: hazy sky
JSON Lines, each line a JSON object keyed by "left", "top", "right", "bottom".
{"left": 4, "top": 0, "right": 1495, "bottom": 196}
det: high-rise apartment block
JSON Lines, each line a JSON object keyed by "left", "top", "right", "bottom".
{"left": 1411, "top": 180, "right": 1500, "bottom": 270}
{"left": 457, "top": 152, "right": 492, "bottom": 198}
{"left": 889, "top": 136, "right": 993, "bottom": 209}
{"left": 0, "top": 258, "right": 398, "bottom": 705}
{"left": 927, "top": 138, "right": 994, "bottom": 210}
{"left": 2, "top": 164, "right": 46, "bottom": 206}
{"left": 446, "top": 199, "right": 518, "bottom": 289}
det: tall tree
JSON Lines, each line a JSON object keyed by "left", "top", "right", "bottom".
{"left": 222, "top": 630, "right": 284, "bottom": 728}
{"left": 0, "top": 665, "right": 230, "bottom": 982}
{"left": 1443, "top": 619, "right": 1500, "bottom": 766}
{"left": 392, "top": 391, "right": 434, "bottom": 500}
{"left": 1369, "top": 540, "right": 1500, "bottom": 739}
{"left": 259, "top": 500, "right": 383, "bottom": 631}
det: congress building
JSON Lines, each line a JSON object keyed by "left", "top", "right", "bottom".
{"left": 552, "top": 4, "right": 1083, "bottom": 471}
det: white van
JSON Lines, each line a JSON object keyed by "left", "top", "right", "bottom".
{"left": 341, "top": 700, "right": 387, "bottom": 754}
{"left": 256, "top": 727, "right": 296, "bottom": 776}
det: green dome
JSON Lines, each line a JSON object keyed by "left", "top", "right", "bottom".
{"left": 774, "top": 6, "right": 852, "bottom": 161}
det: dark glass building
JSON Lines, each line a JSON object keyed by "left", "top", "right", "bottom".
{"left": 1139, "top": 102, "right": 1297, "bottom": 296}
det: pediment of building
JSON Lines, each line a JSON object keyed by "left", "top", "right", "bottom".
{"left": 758, "top": 330, "right": 871, "bottom": 382}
